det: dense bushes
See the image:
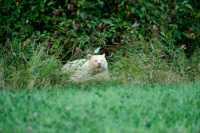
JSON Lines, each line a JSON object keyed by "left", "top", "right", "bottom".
{"left": 0, "top": 0, "right": 200, "bottom": 88}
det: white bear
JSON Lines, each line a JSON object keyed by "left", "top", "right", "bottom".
{"left": 62, "top": 54, "right": 110, "bottom": 82}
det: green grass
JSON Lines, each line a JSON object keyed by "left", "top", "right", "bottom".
{"left": 0, "top": 82, "right": 200, "bottom": 133}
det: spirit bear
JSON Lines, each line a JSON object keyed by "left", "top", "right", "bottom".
{"left": 62, "top": 54, "right": 110, "bottom": 82}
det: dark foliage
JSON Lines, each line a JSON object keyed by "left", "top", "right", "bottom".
{"left": 1, "top": 0, "right": 199, "bottom": 56}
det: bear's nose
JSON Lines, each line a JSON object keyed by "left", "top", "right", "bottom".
{"left": 97, "top": 62, "right": 101, "bottom": 67}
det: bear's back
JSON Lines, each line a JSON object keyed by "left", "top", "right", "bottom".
{"left": 62, "top": 59, "right": 87, "bottom": 73}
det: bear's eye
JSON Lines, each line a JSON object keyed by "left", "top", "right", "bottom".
{"left": 94, "top": 59, "right": 98, "bottom": 62}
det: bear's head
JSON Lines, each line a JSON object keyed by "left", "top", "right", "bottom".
{"left": 87, "top": 54, "right": 108, "bottom": 73}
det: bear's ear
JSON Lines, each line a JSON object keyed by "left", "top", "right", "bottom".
{"left": 87, "top": 54, "right": 92, "bottom": 59}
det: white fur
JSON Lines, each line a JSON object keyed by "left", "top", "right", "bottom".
{"left": 62, "top": 54, "right": 110, "bottom": 82}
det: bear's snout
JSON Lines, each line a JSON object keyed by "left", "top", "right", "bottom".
{"left": 97, "top": 62, "right": 102, "bottom": 68}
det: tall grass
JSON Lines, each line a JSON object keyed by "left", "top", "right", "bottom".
{"left": 110, "top": 35, "right": 193, "bottom": 84}
{"left": 1, "top": 39, "right": 70, "bottom": 89}
{"left": 1, "top": 37, "right": 199, "bottom": 89}
{"left": 0, "top": 60, "right": 5, "bottom": 89}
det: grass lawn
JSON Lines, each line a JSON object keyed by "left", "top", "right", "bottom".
{"left": 0, "top": 82, "right": 199, "bottom": 133}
